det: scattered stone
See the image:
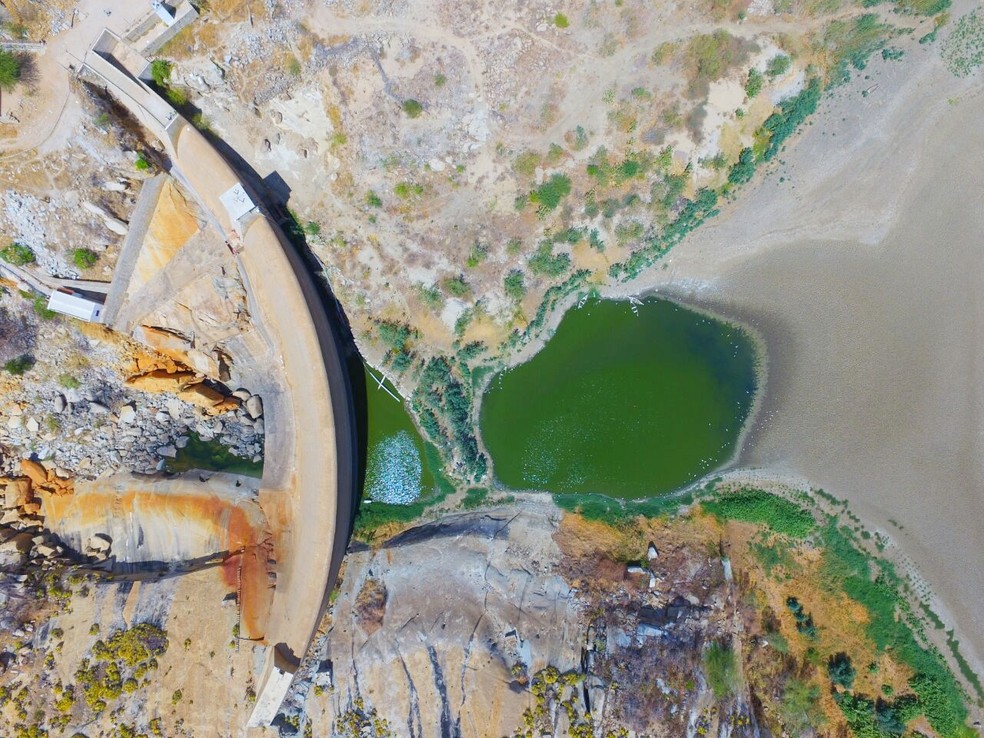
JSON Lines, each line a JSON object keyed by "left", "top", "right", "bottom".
{"left": 245, "top": 395, "right": 263, "bottom": 420}
{"left": 157, "top": 445, "right": 177, "bottom": 459}
{"left": 117, "top": 404, "right": 136, "bottom": 424}
{"left": 175, "top": 436, "right": 189, "bottom": 449}
{"left": 53, "top": 395, "right": 67, "bottom": 413}
{"left": 648, "top": 543, "right": 658, "bottom": 560}
{"left": 89, "top": 402, "right": 110, "bottom": 414}
{"left": 25, "top": 417, "right": 39, "bottom": 433}
{"left": 166, "top": 398, "right": 184, "bottom": 419}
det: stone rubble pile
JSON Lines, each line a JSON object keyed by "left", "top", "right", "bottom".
{"left": 0, "top": 379, "right": 265, "bottom": 480}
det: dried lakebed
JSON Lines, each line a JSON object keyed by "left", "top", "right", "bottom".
{"left": 481, "top": 297, "right": 760, "bottom": 497}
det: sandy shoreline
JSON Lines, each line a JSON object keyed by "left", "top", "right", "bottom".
{"left": 617, "top": 29, "right": 984, "bottom": 687}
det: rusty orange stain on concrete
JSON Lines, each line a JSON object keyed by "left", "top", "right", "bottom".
{"left": 42, "top": 485, "right": 273, "bottom": 640}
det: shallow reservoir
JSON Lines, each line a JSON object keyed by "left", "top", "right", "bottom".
{"left": 362, "top": 366, "right": 441, "bottom": 504}
{"left": 480, "top": 297, "right": 759, "bottom": 497}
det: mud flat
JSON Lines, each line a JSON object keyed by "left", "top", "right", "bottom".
{"left": 622, "top": 42, "right": 984, "bottom": 677}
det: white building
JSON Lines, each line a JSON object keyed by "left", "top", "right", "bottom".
{"left": 47, "top": 291, "right": 105, "bottom": 323}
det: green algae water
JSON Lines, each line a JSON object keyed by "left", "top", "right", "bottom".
{"left": 480, "top": 297, "right": 759, "bottom": 497}
{"left": 363, "top": 366, "right": 441, "bottom": 504}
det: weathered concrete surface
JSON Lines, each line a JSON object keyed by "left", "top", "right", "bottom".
{"left": 40, "top": 471, "right": 274, "bottom": 636}
{"left": 318, "top": 505, "right": 581, "bottom": 737}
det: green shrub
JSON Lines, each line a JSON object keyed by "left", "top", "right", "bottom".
{"left": 402, "top": 99, "right": 423, "bottom": 118}
{"left": 366, "top": 190, "right": 383, "bottom": 207}
{"left": 134, "top": 152, "right": 151, "bottom": 171}
{"left": 685, "top": 31, "right": 750, "bottom": 93}
{"left": 150, "top": 59, "right": 173, "bottom": 88}
{"left": 434, "top": 73, "right": 447, "bottom": 87}
{"left": 33, "top": 296, "right": 57, "bottom": 320}
{"left": 942, "top": 8, "right": 984, "bottom": 77}
{"left": 894, "top": 0, "right": 950, "bottom": 14}
{"left": 442, "top": 274, "right": 471, "bottom": 297}
{"left": 1, "top": 243, "right": 35, "bottom": 266}
{"left": 303, "top": 221, "right": 321, "bottom": 235}
{"left": 554, "top": 13, "right": 569, "bottom": 28}
{"left": 465, "top": 242, "right": 489, "bottom": 268}
{"left": 164, "top": 86, "right": 190, "bottom": 108}
{"left": 766, "top": 54, "right": 791, "bottom": 77}
{"left": 528, "top": 174, "right": 571, "bottom": 211}
{"left": 528, "top": 242, "right": 571, "bottom": 277}
{"left": 745, "top": 67, "right": 764, "bottom": 97}
{"left": 3, "top": 355, "right": 33, "bottom": 375}
{"left": 59, "top": 373, "right": 81, "bottom": 389}
{"left": 758, "top": 78, "right": 821, "bottom": 161}
{"left": 417, "top": 283, "right": 444, "bottom": 310}
{"left": 728, "top": 148, "right": 757, "bottom": 185}
{"left": 394, "top": 181, "right": 424, "bottom": 200}
{"left": 504, "top": 269, "right": 525, "bottom": 300}
{"left": 377, "top": 320, "right": 413, "bottom": 351}
{"left": 72, "top": 248, "right": 99, "bottom": 270}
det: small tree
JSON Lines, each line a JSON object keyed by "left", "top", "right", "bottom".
{"left": 0, "top": 51, "right": 21, "bottom": 92}
{"left": 828, "top": 652, "right": 856, "bottom": 689}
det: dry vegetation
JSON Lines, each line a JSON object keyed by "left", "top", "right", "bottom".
{"left": 545, "top": 485, "right": 978, "bottom": 737}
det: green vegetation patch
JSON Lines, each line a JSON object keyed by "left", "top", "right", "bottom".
{"left": 818, "top": 522, "right": 971, "bottom": 736}
{"left": 71, "top": 248, "right": 99, "bottom": 270}
{"left": 824, "top": 14, "right": 893, "bottom": 84}
{"left": 759, "top": 78, "right": 821, "bottom": 161}
{"left": 684, "top": 30, "right": 752, "bottom": 94}
{"left": 704, "top": 642, "right": 739, "bottom": 698}
{"left": 701, "top": 488, "right": 817, "bottom": 538}
{"left": 412, "top": 357, "right": 487, "bottom": 481}
{"left": 164, "top": 431, "right": 263, "bottom": 477}
{"left": 75, "top": 623, "right": 168, "bottom": 712}
{"left": 942, "top": 8, "right": 984, "bottom": 77}
{"left": 0, "top": 50, "right": 22, "bottom": 92}
{"left": 528, "top": 173, "right": 572, "bottom": 212}
{"left": 528, "top": 241, "right": 572, "bottom": 277}
{"left": 3, "top": 355, "right": 34, "bottom": 375}
{"left": 1, "top": 243, "right": 35, "bottom": 266}
{"left": 402, "top": 99, "right": 423, "bottom": 118}
{"left": 553, "top": 491, "right": 694, "bottom": 524}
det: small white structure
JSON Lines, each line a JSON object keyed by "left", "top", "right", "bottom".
{"left": 219, "top": 182, "right": 257, "bottom": 231}
{"left": 47, "top": 291, "right": 104, "bottom": 323}
{"left": 151, "top": 1, "right": 177, "bottom": 27}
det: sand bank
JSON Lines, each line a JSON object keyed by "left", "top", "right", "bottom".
{"left": 620, "top": 37, "right": 984, "bottom": 680}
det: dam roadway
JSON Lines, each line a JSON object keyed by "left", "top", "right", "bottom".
{"left": 82, "top": 35, "right": 357, "bottom": 726}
